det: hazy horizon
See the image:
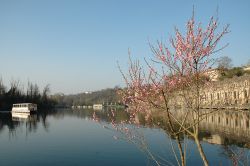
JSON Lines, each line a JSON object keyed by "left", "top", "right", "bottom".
{"left": 0, "top": 0, "right": 249, "bottom": 94}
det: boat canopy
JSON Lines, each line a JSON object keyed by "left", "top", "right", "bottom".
{"left": 12, "top": 103, "right": 37, "bottom": 108}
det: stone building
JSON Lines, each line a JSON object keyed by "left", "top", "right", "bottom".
{"left": 200, "top": 75, "right": 250, "bottom": 109}
{"left": 204, "top": 68, "right": 221, "bottom": 81}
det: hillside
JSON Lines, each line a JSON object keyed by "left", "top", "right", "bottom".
{"left": 52, "top": 88, "right": 121, "bottom": 107}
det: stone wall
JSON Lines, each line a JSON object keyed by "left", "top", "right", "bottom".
{"left": 200, "top": 75, "right": 250, "bottom": 109}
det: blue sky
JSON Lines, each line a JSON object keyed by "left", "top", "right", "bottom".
{"left": 0, "top": 0, "right": 249, "bottom": 94}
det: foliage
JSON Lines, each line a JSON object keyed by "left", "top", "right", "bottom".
{"left": 219, "top": 67, "right": 250, "bottom": 80}
{"left": 0, "top": 78, "right": 56, "bottom": 111}
{"left": 52, "top": 87, "right": 121, "bottom": 107}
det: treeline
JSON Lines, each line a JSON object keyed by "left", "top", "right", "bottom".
{"left": 219, "top": 66, "right": 250, "bottom": 80}
{"left": 0, "top": 79, "right": 56, "bottom": 111}
{"left": 52, "top": 88, "right": 121, "bottom": 107}
{"left": 217, "top": 56, "right": 250, "bottom": 80}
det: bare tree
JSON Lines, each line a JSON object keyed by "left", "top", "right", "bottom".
{"left": 217, "top": 56, "right": 232, "bottom": 69}
{"left": 42, "top": 84, "right": 50, "bottom": 100}
{"left": 246, "top": 59, "right": 250, "bottom": 67}
{"left": 0, "top": 77, "right": 6, "bottom": 95}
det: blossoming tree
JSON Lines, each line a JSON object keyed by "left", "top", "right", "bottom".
{"left": 120, "top": 11, "right": 229, "bottom": 166}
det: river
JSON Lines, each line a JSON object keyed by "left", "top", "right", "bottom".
{"left": 0, "top": 109, "right": 249, "bottom": 165}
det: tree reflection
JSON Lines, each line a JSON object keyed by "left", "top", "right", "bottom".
{"left": 96, "top": 108, "right": 250, "bottom": 165}
{"left": 0, "top": 108, "right": 249, "bottom": 165}
{"left": 220, "top": 145, "right": 249, "bottom": 166}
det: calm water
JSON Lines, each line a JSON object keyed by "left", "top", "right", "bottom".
{"left": 0, "top": 109, "right": 249, "bottom": 166}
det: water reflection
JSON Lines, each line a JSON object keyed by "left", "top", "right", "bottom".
{"left": 200, "top": 110, "right": 250, "bottom": 148}
{"left": 1, "top": 109, "right": 250, "bottom": 148}
{"left": 0, "top": 110, "right": 56, "bottom": 138}
{"left": 0, "top": 109, "right": 249, "bottom": 165}
{"left": 0, "top": 109, "right": 128, "bottom": 139}
{"left": 12, "top": 112, "right": 37, "bottom": 121}
{"left": 134, "top": 109, "right": 250, "bottom": 149}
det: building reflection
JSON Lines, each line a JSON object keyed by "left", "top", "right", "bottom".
{"left": 1, "top": 108, "right": 250, "bottom": 148}
{"left": 199, "top": 110, "right": 250, "bottom": 147}
{"left": 135, "top": 108, "right": 250, "bottom": 148}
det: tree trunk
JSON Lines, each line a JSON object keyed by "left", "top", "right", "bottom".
{"left": 194, "top": 135, "right": 209, "bottom": 166}
{"left": 176, "top": 135, "right": 186, "bottom": 166}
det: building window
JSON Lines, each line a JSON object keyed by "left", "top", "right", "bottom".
{"left": 244, "top": 90, "right": 248, "bottom": 98}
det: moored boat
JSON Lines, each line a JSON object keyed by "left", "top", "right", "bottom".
{"left": 11, "top": 103, "right": 37, "bottom": 113}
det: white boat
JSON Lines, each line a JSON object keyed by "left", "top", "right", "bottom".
{"left": 93, "top": 104, "right": 103, "bottom": 110}
{"left": 11, "top": 103, "right": 37, "bottom": 113}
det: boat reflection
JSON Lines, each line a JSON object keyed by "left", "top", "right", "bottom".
{"left": 1, "top": 108, "right": 250, "bottom": 149}
{"left": 11, "top": 112, "right": 37, "bottom": 122}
